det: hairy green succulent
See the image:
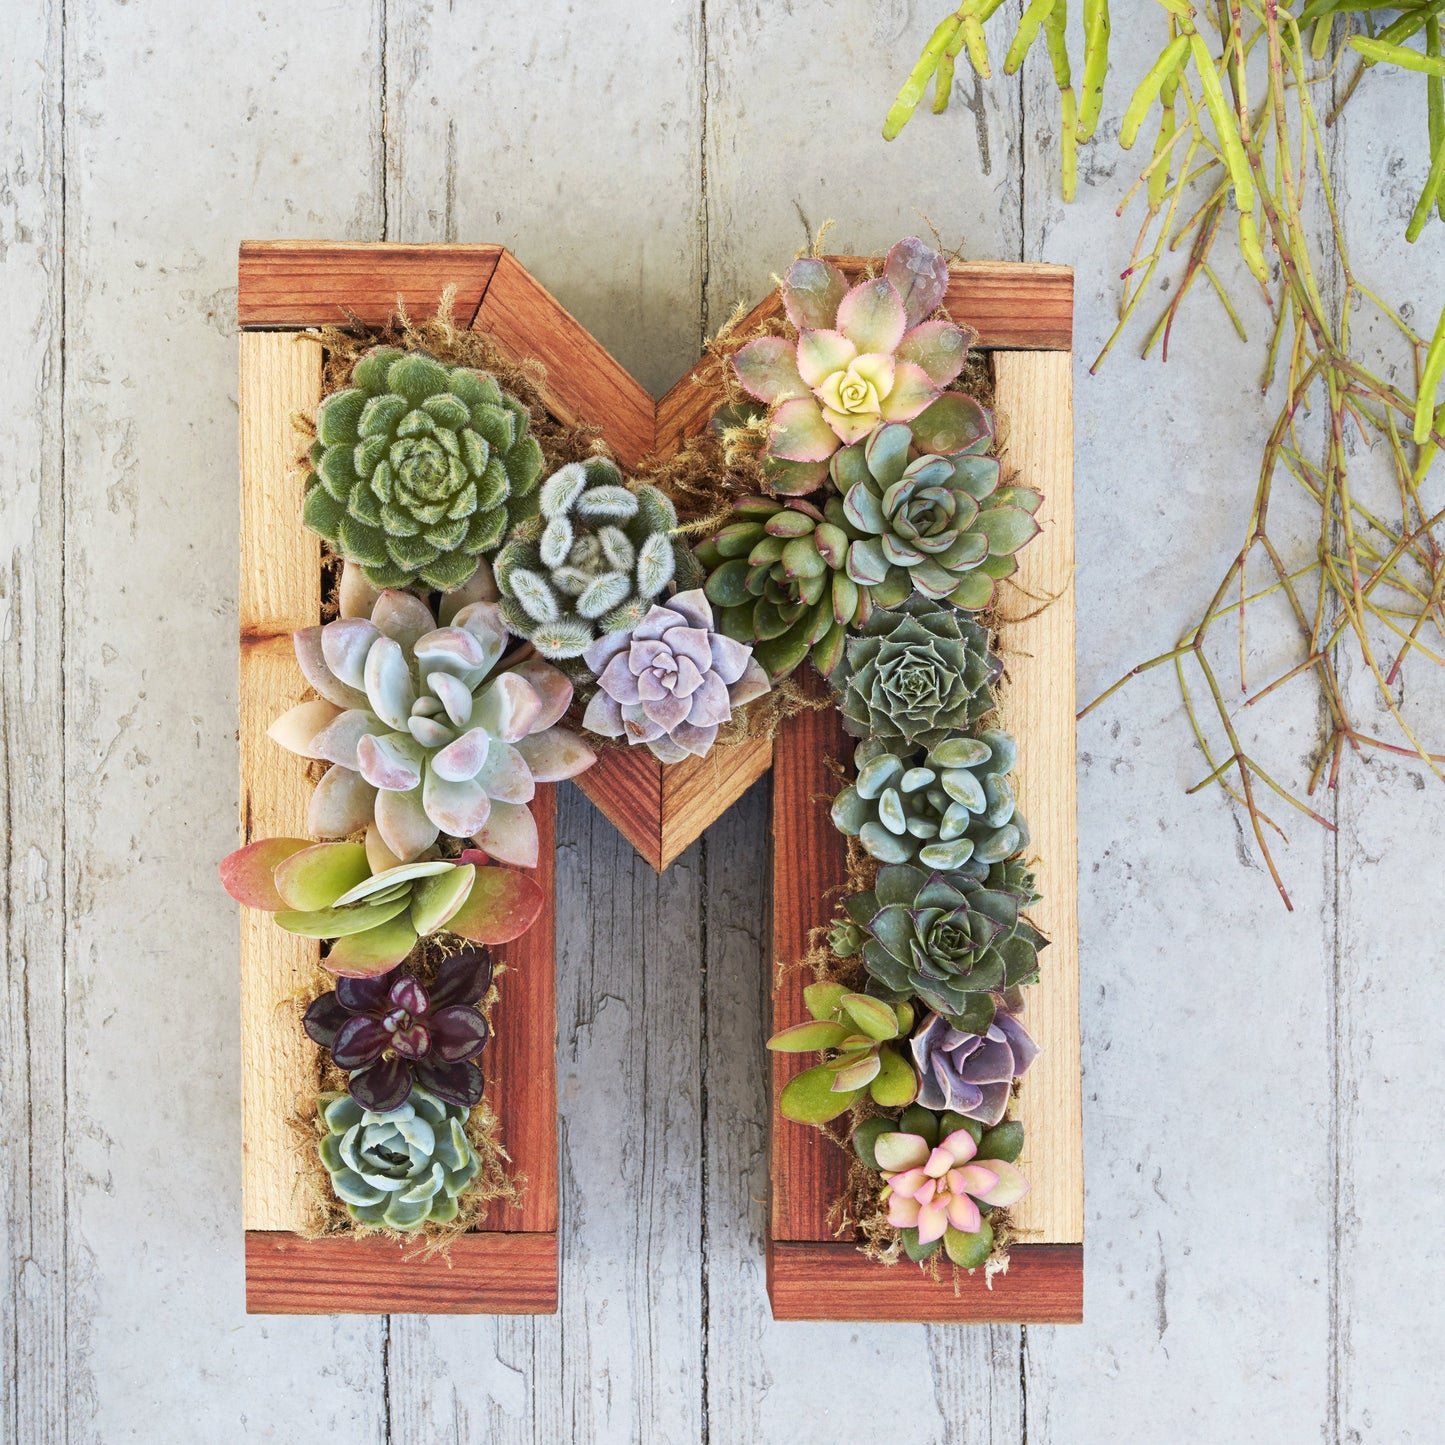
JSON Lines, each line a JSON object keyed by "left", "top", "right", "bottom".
{"left": 696, "top": 495, "right": 869, "bottom": 680}
{"left": 493, "top": 457, "right": 678, "bottom": 659}
{"left": 831, "top": 594, "right": 1001, "bottom": 749}
{"left": 766, "top": 983, "right": 918, "bottom": 1123}
{"left": 317, "top": 1085, "right": 480, "bottom": 1231}
{"left": 831, "top": 731, "right": 1028, "bottom": 874}
{"left": 833, "top": 417, "right": 1042, "bottom": 611}
{"left": 304, "top": 347, "right": 544, "bottom": 591}
{"left": 837, "top": 861, "right": 1045, "bottom": 1032}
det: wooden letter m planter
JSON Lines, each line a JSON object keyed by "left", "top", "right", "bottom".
{"left": 236, "top": 242, "right": 1081, "bottom": 1320}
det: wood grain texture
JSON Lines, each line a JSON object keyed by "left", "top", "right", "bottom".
{"left": 472, "top": 250, "right": 655, "bottom": 472}
{"left": 237, "top": 240, "right": 501, "bottom": 328}
{"left": 767, "top": 1243, "right": 1082, "bottom": 1323}
{"left": 238, "top": 332, "right": 325, "bottom": 1234}
{"left": 245, "top": 1231, "right": 557, "bottom": 1314}
{"left": 571, "top": 748, "right": 665, "bottom": 871}
{"left": 992, "top": 350, "right": 1083, "bottom": 1246}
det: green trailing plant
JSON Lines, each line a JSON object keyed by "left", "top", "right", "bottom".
{"left": 831, "top": 731, "right": 1028, "bottom": 873}
{"left": 304, "top": 346, "right": 543, "bottom": 591}
{"left": 852, "top": 1104, "right": 1028, "bottom": 1266}
{"left": 884, "top": 6, "right": 1445, "bottom": 907}
{"left": 833, "top": 417, "right": 1041, "bottom": 611}
{"left": 318, "top": 1084, "right": 480, "bottom": 1231}
{"left": 767, "top": 983, "right": 919, "bottom": 1123}
{"left": 493, "top": 457, "right": 679, "bottom": 660}
{"left": 834, "top": 861, "right": 1046, "bottom": 1033}
{"left": 218, "top": 838, "right": 542, "bottom": 976}
{"left": 830, "top": 594, "right": 1002, "bottom": 749}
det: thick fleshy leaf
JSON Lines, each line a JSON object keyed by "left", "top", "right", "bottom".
{"left": 267, "top": 699, "right": 343, "bottom": 758}
{"left": 357, "top": 732, "right": 424, "bottom": 791}
{"left": 423, "top": 771, "right": 493, "bottom": 838}
{"left": 838, "top": 993, "right": 899, "bottom": 1041}
{"left": 338, "top": 561, "right": 384, "bottom": 620}
{"left": 878, "top": 360, "right": 940, "bottom": 423}
{"left": 301, "top": 990, "right": 351, "bottom": 1049}
{"left": 310, "top": 709, "right": 379, "bottom": 771}
{"left": 778, "top": 1064, "right": 857, "bottom": 1124}
{"left": 349, "top": 1056, "right": 414, "bottom": 1113}
{"left": 324, "top": 912, "right": 422, "bottom": 978}
{"left": 331, "top": 1015, "right": 391, "bottom": 1068}
{"left": 474, "top": 740, "right": 535, "bottom": 804}
{"left": 513, "top": 728, "right": 596, "bottom": 782}
{"left": 883, "top": 237, "right": 951, "bottom": 328}
{"left": 897, "top": 320, "right": 968, "bottom": 385}
{"left": 795, "top": 329, "right": 857, "bottom": 388}
{"left": 974, "top": 506, "right": 1042, "bottom": 557}
{"left": 274, "top": 841, "right": 372, "bottom": 911}
{"left": 408, "top": 864, "right": 476, "bottom": 934}
{"left": 308, "top": 765, "right": 379, "bottom": 839}
{"left": 429, "top": 947, "right": 495, "bottom": 1007}
{"left": 364, "top": 635, "right": 418, "bottom": 729}
{"left": 471, "top": 800, "right": 539, "bottom": 868}
{"left": 766, "top": 1019, "right": 851, "bottom": 1052}
{"left": 374, "top": 785, "right": 440, "bottom": 862}
{"left": 911, "top": 393, "right": 993, "bottom": 456}
{"left": 768, "top": 397, "right": 841, "bottom": 464}
{"left": 277, "top": 893, "right": 411, "bottom": 938}
{"left": 504, "top": 656, "right": 573, "bottom": 731}
{"left": 430, "top": 726, "right": 491, "bottom": 783}
{"left": 412, "top": 1055, "right": 485, "bottom": 1108}
{"left": 781, "top": 257, "right": 849, "bottom": 330}
{"left": 875, "top": 1131, "right": 932, "bottom": 1172}
{"left": 870, "top": 1045, "right": 920, "bottom": 1106}
{"left": 472, "top": 672, "right": 543, "bottom": 743}
{"left": 973, "top": 1157, "right": 1029, "bottom": 1208}
{"left": 582, "top": 690, "right": 625, "bottom": 738}
{"left": 364, "top": 823, "right": 406, "bottom": 875}
{"left": 437, "top": 558, "right": 500, "bottom": 622}
{"left": 444, "top": 865, "right": 544, "bottom": 943}
{"left": 836, "top": 278, "right": 908, "bottom": 354}
{"left": 446, "top": 602, "right": 510, "bottom": 677}
{"left": 336, "top": 969, "right": 398, "bottom": 1013}
{"left": 294, "top": 626, "right": 369, "bottom": 710}
{"left": 321, "top": 618, "right": 382, "bottom": 691}
{"left": 730, "top": 336, "right": 809, "bottom": 403}
{"left": 370, "top": 588, "right": 437, "bottom": 653}
{"left": 218, "top": 837, "right": 312, "bottom": 911}
{"left": 429, "top": 1004, "right": 490, "bottom": 1061}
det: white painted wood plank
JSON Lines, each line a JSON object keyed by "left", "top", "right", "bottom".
{"left": 1019, "top": 19, "right": 1335, "bottom": 1443}
{"left": 59, "top": 0, "right": 389, "bottom": 1435}
{"left": 1325, "top": 60, "right": 1445, "bottom": 1445}
{"left": 0, "top": 4, "right": 66, "bottom": 1442}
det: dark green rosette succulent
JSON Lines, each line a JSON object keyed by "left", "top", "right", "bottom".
{"left": 830, "top": 594, "right": 1001, "bottom": 749}
{"left": 303, "top": 346, "right": 544, "bottom": 591}
{"left": 836, "top": 861, "right": 1046, "bottom": 1032}
{"left": 831, "top": 731, "right": 1028, "bottom": 873}
{"left": 317, "top": 1083, "right": 480, "bottom": 1231}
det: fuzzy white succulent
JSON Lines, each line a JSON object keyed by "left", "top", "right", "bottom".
{"left": 270, "top": 563, "right": 594, "bottom": 865}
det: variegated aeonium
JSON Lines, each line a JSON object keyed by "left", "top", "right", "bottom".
{"left": 730, "top": 237, "right": 969, "bottom": 495}
{"left": 270, "top": 579, "right": 594, "bottom": 865}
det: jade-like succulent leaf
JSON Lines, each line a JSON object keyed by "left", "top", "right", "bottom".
{"left": 408, "top": 864, "right": 476, "bottom": 934}
{"left": 444, "top": 864, "right": 544, "bottom": 944}
{"left": 324, "top": 912, "right": 422, "bottom": 978}
{"left": 218, "top": 837, "right": 312, "bottom": 912}
{"left": 943, "top": 1220, "right": 994, "bottom": 1269}
{"left": 778, "top": 1065, "right": 858, "bottom": 1124}
{"left": 274, "top": 842, "right": 372, "bottom": 911}
{"left": 869, "top": 1045, "right": 920, "bottom": 1106}
{"left": 767, "top": 1019, "right": 852, "bottom": 1052}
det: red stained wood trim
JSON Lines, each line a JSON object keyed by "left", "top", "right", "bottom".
{"left": 237, "top": 240, "right": 502, "bottom": 328}
{"left": 767, "top": 1242, "right": 1082, "bottom": 1323}
{"left": 769, "top": 669, "right": 853, "bottom": 1241}
{"left": 478, "top": 786, "right": 558, "bottom": 1232}
{"left": 471, "top": 250, "right": 655, "bottom": 472}
{"left": 573, "top": 747, "right": 665, "bottom": 872}
{"left": 245, "top": 1230, "right": 557, "bottom": 1315}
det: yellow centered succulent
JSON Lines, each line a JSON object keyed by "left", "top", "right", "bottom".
{"left": 817, "top": 353, "right": 895, "bottom": 432}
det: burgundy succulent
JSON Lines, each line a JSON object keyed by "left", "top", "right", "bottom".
{"left": 303, "top": 947, "right": 494, "bottom": 1111}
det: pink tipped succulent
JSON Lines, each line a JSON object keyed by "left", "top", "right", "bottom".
{"left": 730, "top": 238, "right": 969, "bottom": 494}
{"left": 876, "top": 1126, "right": 1028, "bottom": 1244}
{"left": 580, "top": 590, "right": 771, "bottom": 763}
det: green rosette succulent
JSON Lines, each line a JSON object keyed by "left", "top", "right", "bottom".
{"left": 831, "top": 731, "right": 1028, "bottom": 874}
{"left": 830, "top": 594, "right": 1001, "bottom": 749}
{"left": 493, "top": 457, "right": 679, "bottom": 659}
{"left": 318, "top": 1084, "right": 480, "bottom": 1231}
{"left": 836, "top": 861, "right": 1046, "bottom": 1032}
{"left": 304, "top": 347, "right": 544, "bottom": 591}
{"left": 696, "top": 495, "right": 869, "bottom": 680}
{"left": 833, "top": 418, "right": 1042, "bottom": 611}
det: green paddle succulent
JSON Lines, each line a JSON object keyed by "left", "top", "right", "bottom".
{"left": 303, "top": 347, "right": 544, "bottom": 591}
{"left": 767, "top": 983, "right": 919, "bottom": 1123}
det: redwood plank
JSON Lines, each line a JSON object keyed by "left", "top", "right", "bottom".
{"left": 659, "top": 736, "right": 774, "bottom": 870}
{"left": 472, "top": 250, "right": 655, "bottom": 472}
{"left": 769, "top": 669, "right": 852, "bottom": 1241}
{"left": 245, "top": 1231, "right": 557, "bottom": 1315}
{"left": 237, "top": 240, "right": 502, "bottom": 328}
{"left": 572, "top": 747, "right": 665, "bottom": 871}
{"left": 478, "top": 786, "right": 558, "bottom": 1232}
{"left": 767, "top": 1242, "right": 1082, "bottom": 1323}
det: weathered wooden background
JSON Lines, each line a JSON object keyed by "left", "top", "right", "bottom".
{"left": 3, "top": 3, "right": 1442, "bottom": 1441}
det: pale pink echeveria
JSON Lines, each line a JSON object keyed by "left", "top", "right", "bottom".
{"left": 730, "top": 238, "right": 968, "bottom": 495}
{"left": 877, "top": 1127, "right": 1028, "bottom": 1244}
{"left": 270, "top": 572, "right": 594, "bottom": 865}
{"left": 580, "top": 589, "right": 771, "bottom": 764}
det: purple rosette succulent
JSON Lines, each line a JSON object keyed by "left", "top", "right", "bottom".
{"left": 909, "top": 1008, "right": 1039, "bottom": 1127}
{"left": 580, "top": 589, "right": 771, "bottom": 763}
{"left": 303, "top": 947, "right": 494, "bottom": 1112}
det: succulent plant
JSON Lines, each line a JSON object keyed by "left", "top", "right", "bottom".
{"left": 219, "top": 837, "right": 543, "bottom": 976}
{"left": 837, "top": 861, "right": 1046, "bottom": 1032}
{"left": 303, "top": 347, "right": 544, "bottom": 591}
{"left": 269, "top": 587, "right": 594, "bottom": 864}
{"left": 830, "top": 731, "right": 1028, "bottom": 873}
{"left": 580, "top": 590, "right": 771, "bottom": 762}
{"left": 696, "top": 495, "right": 869, "bottom": 679}
{"left": 767, "top": 982, "right": 918, "bottom": 1123}
{"left": 831, "top": 594, "right": 1001, "bottom": 749}
{"left": 910, "top": 1008, "right": 1039, "bottom": 1125}
{"left": 730, "top": 238, "right": 970, "bottom": 494}
{"left": 304, "top": 948, "right": 495, "bottom": 1112}
{"left": 318, "top": 1085, "right": 481, "bottom": 1232}
{"left": 832, "top": 418, "right": 1042, "bottom": 611}
{"left": 492, "top": 457, "right": 679, "bottom": 659}
{"left": 852, "top": 1105, "right": 1027, "bottom": 1265}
